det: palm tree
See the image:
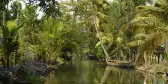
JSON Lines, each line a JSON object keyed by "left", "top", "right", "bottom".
{"left": 94, "top": 0, "right": 153, "bottom": 62}
{"left": 129, "top": 0, "right": 168, "bottom": 66}
{"left": 38, "top": 17, "right": 63, "bottom": 64}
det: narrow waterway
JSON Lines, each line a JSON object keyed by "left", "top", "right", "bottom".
{"left": 45, "top": 60, "right": 167, "bottom": 84}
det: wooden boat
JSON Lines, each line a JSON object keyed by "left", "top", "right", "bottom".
{"left": 106, "top": 59, "right": 134, "bottom": 68}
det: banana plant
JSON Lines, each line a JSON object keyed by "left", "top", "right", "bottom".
{"left": 1, "top": 19, "right": 21, "bottom": 68}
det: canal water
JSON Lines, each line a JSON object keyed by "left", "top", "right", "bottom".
{"left": 45, "top": 60, "right": 167, "bottom": 84}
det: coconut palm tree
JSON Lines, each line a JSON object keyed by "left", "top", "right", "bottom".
{"left": 129, "top": 0, "right": 168, "bottom": 66}
{"left": 94, "top": 0, "right": 153, "bottom": 62}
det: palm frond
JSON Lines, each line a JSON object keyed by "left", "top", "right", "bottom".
{"left": 155, "top": 0, "right": 168, "bottom": 8}
{"left": 130, "top": 16, "right": 165, "bottom": 27}
{"left": 127, "top": 40, "right": 145, "bottom": 47}
{"left": 133, "top": 33, "right": 148, "bottom": 40}
{"left": 9, "top": 28, "right": 20, "bottom": 37}
{"left": 136, "top": 6, "right": 165, "bottom": 16}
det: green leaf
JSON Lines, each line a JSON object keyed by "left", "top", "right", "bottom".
{"left": 49, "top": 34, "right": 54, "bottom": 38}
{"left": 2, "top": 26, "right": 9, "bottom": 37}
{"left": 7, "top": 20, "right": 17, "bottom": 31}
{"left": 97, "top": 0, "right": 103, "bottom": 4}
{"left": 95, "top": 41, "right": 101, "bottom": 48}
{"left": 96, "top": 17, "right": 100, "bottom": 28}
{"left": 116, "top": 37, "right": 122, "bottom": 44}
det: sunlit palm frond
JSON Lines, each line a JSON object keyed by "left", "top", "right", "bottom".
{"left": 136, "top": 6, "right": 165, "bottom": 17}
{"left": 127, "top": 40, "right": 145, "bottom": 47}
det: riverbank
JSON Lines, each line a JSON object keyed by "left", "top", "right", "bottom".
{"left": 136, "top": 63, "right": 168, "bottom": 79}
{"left": 0, "top": 59, "right": 62, "bottom": 84}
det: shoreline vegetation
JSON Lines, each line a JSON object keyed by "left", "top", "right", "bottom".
{"left": 137, "top": 63, "right": 168, "bottom": 79}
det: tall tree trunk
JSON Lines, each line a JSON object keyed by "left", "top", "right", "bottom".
{"left": 93, "top": 16, "right": 110, "bottom": 62}
{"left": 6, "top": 53, "right": 10, "bottom": 68}
{"left": 2, "top": 11, "right": 9, "bottom": 68}
{"left": 165, "top": 40, "right": 168, "bottom": 56}
{"left": 134, "top": 50, "right": 145, "bottom": 67}
{"left": 14, "top": 8, "right": 20, "bottom": 65}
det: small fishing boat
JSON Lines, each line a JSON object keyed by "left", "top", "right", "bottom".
{"left": 106, "top": 59, "right": 134, "bottom": 68}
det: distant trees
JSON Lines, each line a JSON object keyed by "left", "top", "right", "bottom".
{"left": 27, "top": 0, "right": 61, "bottom": 18}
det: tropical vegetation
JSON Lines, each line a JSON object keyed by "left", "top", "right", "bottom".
{"left": 0, "top": 0, "right": 168, "bottom": 83}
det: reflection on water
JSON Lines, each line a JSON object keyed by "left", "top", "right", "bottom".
{"left": 45, "top": 60, "right": 167, "bottom": 84}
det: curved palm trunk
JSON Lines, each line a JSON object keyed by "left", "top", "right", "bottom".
{"left": 100, "top": 66, "right": 111, "bottom": 84}
{"left": 93, "top": 16, "right": 110, "bottom": 62}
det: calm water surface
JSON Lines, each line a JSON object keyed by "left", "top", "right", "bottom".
{"left": 45, "top": 60, "right": 167, "bottom": 84}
